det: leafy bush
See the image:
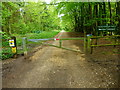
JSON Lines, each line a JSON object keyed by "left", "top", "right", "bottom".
{"left": 0, "top": 32, "right": 14, "bottom": 60}
{"left": 1, "top": 47, "right": 14, "bottom": 60}
{"left": 28, "top": 31, "right": 59, "bottom": 39}
{"left": 1, "top": 30, "right": 60, "bottom": 60}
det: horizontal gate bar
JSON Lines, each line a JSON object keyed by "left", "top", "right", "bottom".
{"left": 41, "top": 42, "right": 83, "bottom": 53}
{"left": 28, "top": 37, "right": 84, "bottom": 42}
{"left": 91, "top": 43, "right": 120, "bottom": 47}
{"left": 28, "top": 39, "right": 53, "bottom": 42}
{"left": 60, "top": 37, "right": 84, "bottom": 40}
{"left": 91, "top": 35, "right": 120, "bottom": 39}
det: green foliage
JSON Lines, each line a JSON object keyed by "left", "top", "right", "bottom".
{"left": 1, "top": 32, "right": 14, "bottom": 60}
{"left": 28, "top": 31, "right": 59, "bottom": 39}
{"left": 1, "top": 30, "right": 60, "bottom": 60}
{"left": 56, "top": 2, "right": 120, "bottom": 33}
{"left": 2, "top": 2, "right": 60, "bottom": 35}
{"left": 1, "top": 47, "right": 14, "bottom": 60}
{"left": 12, "top": 30, "right": 59, "bottom": 54}
{"left": 2, "top": 1, "right": 120, "bottom": 59}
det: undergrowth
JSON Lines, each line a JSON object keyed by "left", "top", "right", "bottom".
{"left": 1, "top": 30, "right": 60, "bottom": 60}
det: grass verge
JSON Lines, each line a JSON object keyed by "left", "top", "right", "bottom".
{"left": 1, "top": 30, "right": 60, "bottom": 60}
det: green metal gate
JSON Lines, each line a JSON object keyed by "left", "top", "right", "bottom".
{"left": 22, "top": 37, "right": 86, "bottom": 56}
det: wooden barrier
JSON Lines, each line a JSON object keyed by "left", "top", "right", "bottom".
{"left": 86, "top": 35, "right": 120, "bottom": 54}
{"left": 22, "top": 37, "right": 27, "bottom": 56}
{"left": 23, "top": 37, "right": 85, "bottom": 56}
{"left": 22, "top": 35, "right": 120, "bottom": 55}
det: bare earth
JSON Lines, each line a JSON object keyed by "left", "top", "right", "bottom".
{"left": 2, "top": 31, "right": 120, "bottom": 88}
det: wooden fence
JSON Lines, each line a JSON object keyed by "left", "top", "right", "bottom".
{"left": 85, "top": 35, "right": 120, "bottom": 54}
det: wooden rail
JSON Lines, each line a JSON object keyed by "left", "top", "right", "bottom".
{"left": 86, "top": 35, "right": 120, "bottom": 54}
{"left": 24, "top": 37, "right": 85, "bottom": 56}
{"left": 23, "top": 35, "right": 120, "bottom": 55}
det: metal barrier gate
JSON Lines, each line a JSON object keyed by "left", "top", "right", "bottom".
{"left": 22, "top": 35, "right": 120, "bottom": 55}
{"left": 22, "top": 37, "right": 85, "bottom": 55}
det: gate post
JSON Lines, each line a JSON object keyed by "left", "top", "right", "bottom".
{"left": 59, "top": 40, "right": 62, "bottom": 47}
{"left": 22, "top": 37, "right": 27, "bottom": 56}
{"left": 113, "top": 36, "right": 117, "bottom": 47}
{"left": 87, "top": 34, "right": 92, "bottom": 54}
{"left": 84, "top": 37, "right": 87, "bottom": 53}
{"left": 9, "top": 36, "right": 17, "bottom": 58}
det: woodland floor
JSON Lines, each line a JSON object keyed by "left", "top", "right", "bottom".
{"left": 2, "top": 31, "right": 120, "bottom": 88}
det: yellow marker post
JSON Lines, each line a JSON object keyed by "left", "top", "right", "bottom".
{"left": 12, "top": 47, "right": 16, "bottom": 53}
{"left": 9, "top": 36, "right": 17, "bottom": 58}
{"left": 9, "top": 39, "right": 15, "bottom": 47}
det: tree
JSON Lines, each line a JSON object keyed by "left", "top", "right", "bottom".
{"left": 2, "top": 2, "right": 60, "bottom": 35}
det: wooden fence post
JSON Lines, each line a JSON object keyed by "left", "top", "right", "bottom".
{"left": 87, "top": 35, "right": 92, "bottom": 54}
{"left": 11, "top": 36, "right": 17, "bottom": 58}
{"left": 59, "top": 40, "right": 62, "bottom": 48}
{"left": 114, "top": 37, "right": 117, "bottom": 47}
{"left": 84, "top": 37, "right": 87, "bottom": 53}
{"left": 22, "top": 37, "right": 27, "bottom": 56}
{"left": 95, "top": 38, "right": 98, "bottom": 45}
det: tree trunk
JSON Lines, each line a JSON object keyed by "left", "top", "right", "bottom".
{"left": 108, "top": 0, "right": 112, "bottom": 24}
{"left": 102, "top": 2, "right": 106, "bottom": 24}
{"left": 116, "top": 1, "right": 120, "bottom": 34}
{"left": 80, "top": 3, "right": 84, "bottom": 33}
{"left": 93, "top": 3, "right": 99, "bottom": 28}
{"left": 99, "top": 3, "right": 102, "bottom": 25}
{"left": 89, "top": 3, "right": 92, "bottom": 19}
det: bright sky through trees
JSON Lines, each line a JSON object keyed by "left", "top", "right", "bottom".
{"left": 44, "top": 0, "right": 51, "bottom": 4}
{"left": 34, "top": 0, "right": 51, "bottom": 4}
{"left": 58, "top": 14, "right": 64, "bottom": 17}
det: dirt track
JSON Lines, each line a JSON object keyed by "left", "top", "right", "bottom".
{"left": 2, "top": 31, "right": 119, "bottom": 88}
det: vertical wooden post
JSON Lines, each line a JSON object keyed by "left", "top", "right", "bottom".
{"left": 84, "top": 30, "right": 87, "bottom": 53}
{"left": 91, "top": 38, "right": 93, "bottom": 54}
{"left": 59, "top": 40, "right": 62, "bottom": 48}
{"left": 114, "top": 36, "right": 116, "bottom": 47}
{"left": 22, "top": 37, "right": 27, "bottom": 56}
{"left": 95, "top": 38, "right": 98, "bottom": 45}
{"left": 84, "top": 37, "right": 87, "bottom": 53}
{"left": 87, "top": 35, "right": 92, "bottom": 54}
{"left": 11, "top": 36, "right": 17, "bottom": 58}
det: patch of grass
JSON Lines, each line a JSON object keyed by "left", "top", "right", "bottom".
{"left": 113, "top": 49, "right": 120, "bottom": 54}
{"left": 113, "top": 49, "right": 118, "bottom": 53}
{"left": 16, "top": 31, "right": 60, "bottom": 55}
{"left": 101, "top": 51, "right": 106, "bottom": 54}
{"left": 27, "top": 31, "right": 59, "bottom": 39}
{"left": 1, "top": 30, "right": 60, "bottom": 60}
{"left": 1, "top": 47, "right": 14, "bottom": 60}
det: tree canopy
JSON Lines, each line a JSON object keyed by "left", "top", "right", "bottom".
{"left": 56, "top": 2, "right": 120, "bottom": 34}
{"left": 1, "top": 1, "right": 120, "bottom": 35}
{"left": 1, "top": 1, "right": 60, "bottom": 35}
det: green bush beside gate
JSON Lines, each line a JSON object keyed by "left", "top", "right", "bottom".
{"left": 1, "top": 30, "right": 60, "bottom": 60}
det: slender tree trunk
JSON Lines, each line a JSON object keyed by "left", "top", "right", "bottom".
{"left": 102, "top": 2, "right": 106, "bottom": 24}
{"left": 108, "top": 0, "right": 112, "bottom": 24}
{"left": 81, "top": 3, "right": 84, "bottom": 33}
{"left": 94, "top": 3, "right": 99, "bottom": 27}
{"left": 116, "top": 1, "right": 120, "bottom": 34}
{"left": 99, "top": 3, "right": 102, "bottom": 25}
{"left": 88, "top": 3, "right": 93, "bottom": 33}
{"left": 8, "top": 21, "right": 11, "bottom": 35}
{"left": 89, "top": 3, "right": 92, "bottom": 19}
{"left": 95, "top": 3, "right": 99, "bottom": 26}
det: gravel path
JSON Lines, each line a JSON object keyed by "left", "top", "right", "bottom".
{"left": 2, "top": 31, "right": 119, "bottom": 88}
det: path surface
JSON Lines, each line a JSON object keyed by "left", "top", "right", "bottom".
{"left": 2, "top": 31, "right": 119, "bottom": 88}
